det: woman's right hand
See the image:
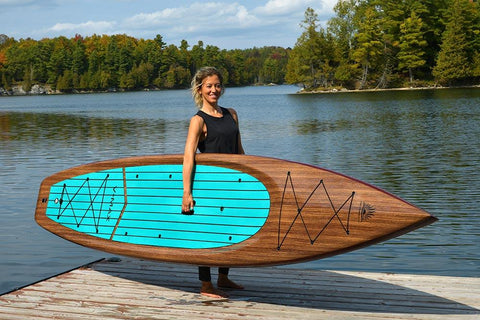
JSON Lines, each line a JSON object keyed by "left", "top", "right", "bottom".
{"left": 182, "top": 192, "right": 195, "bottom": 214}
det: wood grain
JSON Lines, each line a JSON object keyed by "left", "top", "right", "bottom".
{"left": 35, "top": 154, "right": 437, "bottom": 267}
{"left": 1, "top": 258, "right": 478, "bottom": 319}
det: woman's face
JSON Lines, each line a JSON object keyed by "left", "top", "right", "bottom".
{"left": 199, "top": 75, "right": 222, "bottom": 107}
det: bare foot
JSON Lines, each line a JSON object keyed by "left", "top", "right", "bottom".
{"left": 217, "top": 275, "right": 244, "bottom": 290}
{"left": 200, "top": 281, "right": 229, "bottom": 298}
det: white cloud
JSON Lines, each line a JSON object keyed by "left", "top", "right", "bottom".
{"left": 48, "top": 20, "right": 116, "bottom": 34}
{"left": 254, "top": 0, "right": 317, "bottom": 16}
{"left": 124, "top": 2, "right": 260, "bottom": 32}
{"left": 7, "top": 0, "right": 336, "bottom": 48}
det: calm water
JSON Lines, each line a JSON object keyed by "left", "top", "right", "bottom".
{"left": 1, "top": 86, "right": 479, "bottom": 294}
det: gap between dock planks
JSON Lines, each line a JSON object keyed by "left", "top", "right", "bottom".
{"left": 0, "top": 257, "right": 478, "bottom": 320}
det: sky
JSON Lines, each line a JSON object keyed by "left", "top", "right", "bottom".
{"left": 0, "top": 0, "right": 337, "bottom": 49}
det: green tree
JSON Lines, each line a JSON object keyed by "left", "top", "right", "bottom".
{"left": 163, "top": 65, "right": 190, "bottom": 88}
{"left": 190, "top": 41, "right": 205, "bottom": 73}
{"left": 262, "top": 57, "right": 281, "bottom": 84}
{"left": 398, "top": 11, "right": 427, "bottom": 84}
{"left": 124, "top": 62, "right": 154, "bottom": 89}
{"left": 134, "top": 37, "right": 164, "bottom": 83}
{"left": 78, "top": 72, "right": 90, "bottom": 90}
{"left": 370, "top": 0, "right": 430, "bottom": 88}
{"left": 433, "top": 0, "right": 474, "bottom": 85}
{"left": 1, "top": 72, "right": 11, "bottom": 91}
{"left": 22, "top": 66, "right": 33, "bottom": 92}
{"left": 71, "top": 35, "right": 87, "bottom": 76}
{"left": 87, "top": 49, "right": 102, "bottom": 76}
{"left": 104, "top": 36, "right": 119, "bottom": 75}
{"left": 261, "top": 49, "right": 288, "bottom": 84}
{"left": 286, "top": 7, "right": 335, "bottom": 89}
{"left": 117, "top": 35, "right": 136, "bottom": 75}
{"left": 351, "top": 5, "right": 384, "bottom": 88}
{"left": 56, "top": 70, "right": 74, "bottom": 92}
{"left": 4, "top": 39, "right": 37, "bottom": 82}
{"left": 119, "top": 72, "right": 135, "bottom": 90}
{"left": 47, "top": 37, "right": 73, "bottom": 85}
{"left": 99, "top": 70, "right": 112, "bottom": 90}
{"left": 328, "top": 0, "right": 359, "bottom": 88}
{"left": 179, "top": 39, "right": 191, "bottom": 70}
{"left": 243, "top": 48, "right": 262, "bottom": 83}
{"left": 202, "top": 45, "right": 226, "bottom": 70}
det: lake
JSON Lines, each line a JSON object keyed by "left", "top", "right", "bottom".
{"left": 0, "top": 85, "right": 479, "bottom": 294}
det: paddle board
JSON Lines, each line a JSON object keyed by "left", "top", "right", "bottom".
{"left": 35, "top": 154, "right": 437, "bottom": 267}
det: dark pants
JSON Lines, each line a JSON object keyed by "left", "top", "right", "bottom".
{"left": 198, "top": 266, "right": 229, "bottom": 282}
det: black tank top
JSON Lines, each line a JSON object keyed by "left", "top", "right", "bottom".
{"left": 196, "top": 107, "right": 239, "bottom": 154}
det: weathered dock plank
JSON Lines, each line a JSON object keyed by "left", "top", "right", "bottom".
{"left": 1, "top": 257, "right": 478, "bottom": 319}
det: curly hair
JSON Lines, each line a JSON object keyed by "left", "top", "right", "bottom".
{"left": 190, "top": 67, "right": 225, "bottom": 108}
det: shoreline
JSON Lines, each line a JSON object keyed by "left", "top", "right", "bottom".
{"left": 0, "top": 84, "right": 169, "bottom": 97}
{"left": 1, "top": 83, "right": 480, "bottom": 97}
{"left": 297, "top": 84, "right": 480, "bottom": 94}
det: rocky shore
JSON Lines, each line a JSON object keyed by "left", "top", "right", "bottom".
{"left": 0, "top": 84, "right": 167, "bottom": 96}
{"left": 0, "top": 84, "right": 51, "bottom": 96}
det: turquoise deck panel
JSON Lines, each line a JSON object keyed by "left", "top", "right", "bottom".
{"left": 45, "top": 164, "right": 270, "bottom": 249}
{"left": 45, "top": 168, "right": 125, "bottom": 240}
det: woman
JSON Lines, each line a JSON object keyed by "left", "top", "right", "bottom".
{"left": 182, "top": 67, "right": 245, "bottom": 298}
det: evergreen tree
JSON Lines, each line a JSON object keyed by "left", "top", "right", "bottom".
{"left": 351, "top": 5, "right": 384, "bottom": 88}
{"left": 328, "top": 0, "right": 359, "bottom": 88}
{"left": 190, "top": 41, "right": 205, "bottom": 73}
{"left": 56, "top": 70, "right": 74, "bottom": 92}
{"left": 286, "top": 7, "right": 335, "bottom": 89}
{"left": 260, "top": 49, "right": 288, "bottom": 84}
{"left": 421, "top": 0, "right": 450, "bottom": 68}
{"left": 47, "top": 37, "right": 73, "bottom": 85}
{"left": 1, "top": 72, "right": 11, "bottom": 91}
{"left": 225, "top": 49, "right": 246, "bottom": 85}
{"left": 372, "top": 0, "right": 430, "bottom": 87}
{"left": 71, "top": 35, "right": 87, "bottom": 76}
{"left": 22, "top": 66, "right": 33, "bottom": 92}
{"left": 433, "top": 0, "right": 473, "bottom": 85}
{"left": 398, "top": 11, "right": 427, "bottom": 84}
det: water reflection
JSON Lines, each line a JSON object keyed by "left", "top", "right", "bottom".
{"left": 1, "top": 112, "right": 166, "bottom": 142}
{"left": 0, "top": 111, "right": 191, "bottom": 161}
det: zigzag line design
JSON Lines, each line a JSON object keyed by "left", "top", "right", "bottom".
{"left": 56, "top": 174, "right": 111, "bottom": 233}
{"left": 277, "top": 171, "right": 355, "bottom": 250}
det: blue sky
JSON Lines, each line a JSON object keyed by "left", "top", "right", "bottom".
{"left": 0, "top": 0, "right": 337, "bottom": 49}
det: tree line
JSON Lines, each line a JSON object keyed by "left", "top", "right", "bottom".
{"left": 0, "top": 34, "right": 288, "bottom": 93}
{"left": 1, "top": 0, "right": 479, "bottom": 94}
{"left": 288, "top": 0, "right": 480, "bottom": 90}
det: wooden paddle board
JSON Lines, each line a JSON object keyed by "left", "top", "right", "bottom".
{"left": 35, "top": 154, "right": 437, "bottom": 267}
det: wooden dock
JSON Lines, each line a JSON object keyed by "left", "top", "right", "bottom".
{"left": 1, "top": 257, "right": 478, "bottom": 319}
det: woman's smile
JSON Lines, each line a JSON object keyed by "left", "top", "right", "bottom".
{"left": 200, "top": 75, "right": 222, "bottom": 106}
